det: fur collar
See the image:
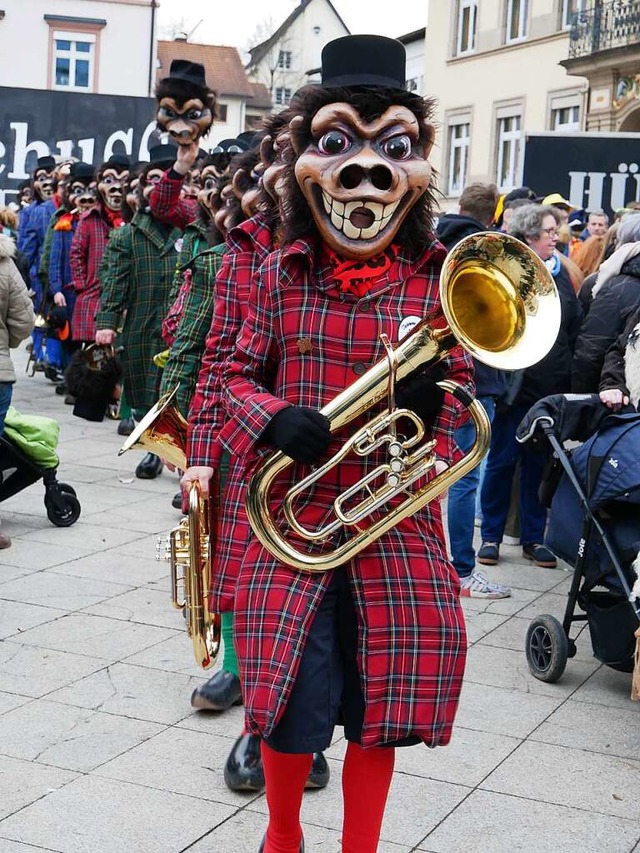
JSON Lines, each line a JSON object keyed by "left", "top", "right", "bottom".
{"left": 626, "top": 321, "right": 640, "bottom": 410}
{"left": 0, "top": 234, "right": 16, "bottom": 261}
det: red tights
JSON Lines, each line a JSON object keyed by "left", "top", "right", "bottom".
{"left": 261, "top": 740, "right": 395, "bottom": 853}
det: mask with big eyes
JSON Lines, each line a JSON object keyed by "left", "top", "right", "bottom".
{"left": 213, "top": 182, "right": 236, "bottom": 237}
{"left": 293, "top": 103, "right": 433, "bottom": 260}
{"left": 197, "top": 166, "right": 220, "bottom": 220}
{"left": 19, "top": 186, "right": 33, "bottom": 208}
{"left": 261, "top": 129, "right": 294, "bottom": 203}
{"left": 141, "top": 168, "right": 167, "bottom": 204}
{"left": 72, "top": 181, "right": 98, "bottom": 213}
{"left": 181, "top": 167, "right": 201, "bottom": 201}
{"left": 157, "top": 97, "right": 213, "bottom": 145}
{"left": 232, "top": 166, "right": 262, "bottom": 219}
{"left": 98, "top": 168, "right": 129, "bottom": 212}
{"left": 33, "top": 168, "right": 55, "bottom": 201}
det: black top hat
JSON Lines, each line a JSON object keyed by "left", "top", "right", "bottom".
{"left": 167, "top": 59, "right": 207, "bottom": 89}
{"left": 36, "top": 155, "right": 56, "bottom": 171}
{"left": 211, "top": 138, "right": 248, "bottom": 155}
{"left": 237, "top": 130, "right": 260, "bottom": 149}
{"left": 148, "top": 143, "right": 178, "bottom": 165}
{"left": 70, "top": 162, "right": 95, "bottom": 181}
{"left": 105, "top": 154, "right": 131, "bottom": 170}
{"left": 321, "top": 35, "right": 406, "bottom": 89}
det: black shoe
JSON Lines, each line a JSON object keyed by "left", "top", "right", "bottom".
{"left": 258, "top": 835, "right": 304, "bottom": 852}
{"left": 55, "top": 382, "right": 67, "bottom": 396}
{"left": 172, "top": 491, "right": 183, "bottom": 510}
{"left": 305, "top": 751, "right": 330, "bottom": 790}
{"left": 224, "top": 733, "right": 265, "bottom": 792}
{"left": 117, "top": 417, "right": 135, "bottom": 436}
{"left": 190, "top": 670, "right": 242, "bottom": 711}
{"left": 135, "top": 452, "right": 163, "bottom": 479}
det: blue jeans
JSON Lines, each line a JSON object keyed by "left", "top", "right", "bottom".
{"left": 0, "top": 382, "right": 13, "bottom": 434}
{"left": 447, "top": 396, "right": 496, "bottom": 578}
{"left": 480, "top": 402, "right": 548, "bottom": 548}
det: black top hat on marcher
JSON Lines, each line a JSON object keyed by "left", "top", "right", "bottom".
{"left": 148, "top": 143, "right": 178, "bottom": 166}
{"left": 212, "top": 138, "right": 248, "bottom": 155}
{"left": 105, "top": 153, "right": 131, "bottom": 170}
{"left": 321, "top": 35, "right": 406, "bottom": 90}
{"left": 166, "top": 59, "right": 207, "bottom": 88}
{"left": 36, "top": 155, "right": 56, "bottom": 171}
{"left": 70, "top": 162, "right": 96, "bottom": 181}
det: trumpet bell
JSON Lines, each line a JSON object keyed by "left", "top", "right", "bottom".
{"left": 118, "top": 385, "right": 188, "bottom": 470}
{"left": 441, "top": 231, "right": 560, "bottom": 370}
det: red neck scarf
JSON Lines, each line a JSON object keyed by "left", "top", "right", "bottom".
{"left": 102, "top": 205, "right": 123, "bottom": 229}
{"left": 322, "top": 244, "right": 399, "bottom": 298}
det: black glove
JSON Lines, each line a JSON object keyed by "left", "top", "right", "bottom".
{"left": 263, "top": 406, "right": 332, "bottom": 464}
{"left": 395, "top": 366, "right": 446, "bottom": 429}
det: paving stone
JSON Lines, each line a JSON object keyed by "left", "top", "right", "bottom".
{"left": 0, "top": 775, "right": 235, "bottom": 853}
{"left": 0, "top": 570, "right": 130, "bottom": 611}
{"left": 47, "top": 662, "right": 202, "bottom": 725}
{"left": 459, "top": 584, "right": 540, "bottom": 616}
{"left": 176, "top": 700, "right": 249, "bottom": 739}
{"left": 0, "top": 839, "right": 62, "bottom": 852}
{"left": 0, "top": 644, "right": 105, "bottom": 698}
{"left": 0, "top": 756, "right": 77, "bottom": 824}
{"left": 0, "top": 692, "right": 31, "bottom": 717}
{"left": 83, "top": 586, "right": 186, "bottom": 629}
{"left": 9, "top": 612, "right": 178, "bottom": 661}
{"left": 482, "top": 740, "right": 640, "bottom": 820}
{"left": 454, "top": 680, "right": 565, "bottom": 739}
{"left": 422, "top": 789, "right": 640, "bottom": 852}
{"left": 0, "top": 600, "right": 67, "bottom": 640}
{"left": 0, "top": 699, "right": 162, "bottom": 772}
{"left": 530, "top": 698, "right": 640, "bottom": 758}
{"left": 480, "top": 561, "right": 569, "bottom": 592}
{"left": 477, "top": 614, "right": 596, "bottom": 662}
{"left": 461, "top": 610, "right": 509, "bottom": 645}
{"left": 24, "top": 520, "right": 144, "bottom": 551}
{"left": 572, "top": 665, "right": 637, "bottom": 709}
{"left": 52, "top": 548, "right": 167, "bottom": 587}
{"left": 122, "top": 631, "right": 208, "bottom": 675}
{"left": 0, "top": 539, "right": 101, "bottom": 571}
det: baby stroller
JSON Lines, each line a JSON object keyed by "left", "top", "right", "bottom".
{"left": 0, "top": 407, "right": 80, "bottom": 527}
{"left": 516, "top": 394, "right": 640, "bottom": 683}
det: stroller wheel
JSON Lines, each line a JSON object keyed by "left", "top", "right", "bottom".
{"left": 57, "top": 483, "right": 77, "bottom": 498}
{"left": 45, "top": 492, "right": 81, "bottom": 527}
{"left": 525, "top": 615, "right": 568, "bottom": 683}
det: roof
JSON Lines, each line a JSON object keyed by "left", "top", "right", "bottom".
{"left": 157, "top": 40, "right": 254, "bottom": 98}
{"left": 246, "top": 0, "right": 350, "bottom": 69}
{"left": 398, "top": 27, "right": 426, "bottom": 45}
{"left": 246, "top": 82, "right": 273, "bottom": 111}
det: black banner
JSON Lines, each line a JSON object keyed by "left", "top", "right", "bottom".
{"left": 523, "top": 132, "right": 640, "bottom": 218}
{"left": 0, "top": 86, "right": 156, "bottom": 206}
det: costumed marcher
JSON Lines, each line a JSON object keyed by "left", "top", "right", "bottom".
{"left": 68, "top": 154, "right": 130, "bottom": 347}
{"left": 155, "top": 59, "right": 215, "bottom": 148}
{"left": 179, "top": 111, "right": 331, "bottom": 795}
{"left": 192, "top": 36, "right": 473, "bottom": 853}
{"left": 95, "top": 144, "right": 181, "bottom": 480}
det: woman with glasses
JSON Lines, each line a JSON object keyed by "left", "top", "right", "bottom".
{"left": 477, "top": 204, "right": 582, "bottom": 570}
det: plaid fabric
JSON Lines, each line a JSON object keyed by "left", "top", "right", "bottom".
{"left": 69, "top": 206, "right": 113, "bottom": 342}
{"left": 161, "top": 222, "right": 208, "bottom": 347}
{"left": 96, "top": 211, "right": 181, "bottom": 411}
{"left": 159, "top": 239, "right": 225, "bottom": 417}
{"left": 49, "top": 218, "right": 79, "bottom": 319}
{"left": 149, "top": 169, "right": 197, "bottom": 231}
{"left": 221, "top": 235, "right": 474, "bottom": 748}
{"left": 39, "top": 206, "right": 66, "bottom": 290}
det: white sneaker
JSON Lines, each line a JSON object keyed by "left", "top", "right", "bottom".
{"left": 460, "top": 570, "right": 511, "bottom": 599}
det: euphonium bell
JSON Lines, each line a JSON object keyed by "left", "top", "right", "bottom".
{"left": 246, "top": 232, "right": 562, "bottom": 573}
{"left": 118, "top": 385, "right": 220, "bottom": 669}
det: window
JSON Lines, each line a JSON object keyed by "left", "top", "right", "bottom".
{"left": 496, "top": 113, "right": 522, "bottom": 190}
{"left": 561, "top": 0, "right": 588, "bottom": 29}
{"left": 447, "top": 121, "right": 470, "bottom": 196}
{"left": 552, "top": 104, "right": 580, "bottom": 131}
{"left": 455, "top": 0, "right": 478, "bottom": 55}
{"left": 506, "top": 0, "right": 529, "bottom": 42}
{"left": 278, "top": 50, "right": 292, "bottom": 70}
{"left": 217, "top": 104, "right": 228, "bottom": 122}
{"left": 52, "top": 31, "right": 95, "bottom": 91}
{"left": 274, "top": 87, "right": 292, "bottom": 106}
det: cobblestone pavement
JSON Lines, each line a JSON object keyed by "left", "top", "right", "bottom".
{"left": 0, "top": 346, "right": 639, "bottom": 853}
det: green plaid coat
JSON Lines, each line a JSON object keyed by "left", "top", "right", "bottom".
{"left": 160, "top": 225, "right": 225, "bottom": 416}
{"left": 96, "top": 211, "right": 181, "bottom": 412}
{"left": 38, "top": 206, "right": 66, "bottom": 288}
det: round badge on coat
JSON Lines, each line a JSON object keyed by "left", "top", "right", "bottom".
{"left": 398, "top": 315, "right": 421, "bottom": 341}
{"left": 174, "top": 238, "right": 183, "bottom": 253}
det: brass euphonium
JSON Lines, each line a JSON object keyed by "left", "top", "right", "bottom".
{"left": 246, "top": 231, "right": 562, "bottom": 573}
{"left": 119, "top": 386, "right": 220, "bottom": 669}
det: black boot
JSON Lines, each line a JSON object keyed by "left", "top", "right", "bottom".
{"left": 305, "top": 751, "right": 330, "bottom": 789}
{"left": 190, "top": 670, "right": 242, "bottom": 711}
{"left": 171, "top": 491, "right": 182, "bottom": 510}
{"left": 117, "top": 416, "right": 135, "bottom": 436}
{"left": 224, "top": 733, "right": 265, "bottom": 792}
{"left": 135, "top": 452, "right": 163, "bottom": 479}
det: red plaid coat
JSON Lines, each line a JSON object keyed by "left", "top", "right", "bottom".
{"left": 221, "top": 236, "right": 474, "bottom": 749}
{"left": 149, "top": 169, "right": 197, "bottom": 231}
{"left": 69, "top": 207, "right": 113, "bottom": 341}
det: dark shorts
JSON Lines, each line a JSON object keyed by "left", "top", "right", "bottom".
{"left": 263, "top": 569, "right": 365, "bottom": 754}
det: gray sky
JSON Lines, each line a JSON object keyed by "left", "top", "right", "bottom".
{"left": 156, "top": 1, "right": 427, "bottom": 54}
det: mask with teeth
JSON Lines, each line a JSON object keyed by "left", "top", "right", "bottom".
{"left": 97, "top": 168, "right": 129, "bottom": 212}
{"left": 293, "top": 102, "right": 433, "bottom": 260}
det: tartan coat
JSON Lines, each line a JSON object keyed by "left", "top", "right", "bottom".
{"left": 221, "top": 235, "right": 474, "bottom": 749}
{"left": 159, "top": 229, "right": 225, "bottom": 417}
{"left": 161, "top": 220, "right": 207, "bottom": 348}
{"left": 69, "top": 206, "right": 113, "bottom": 342}
{"left": 49, "top": 214, "right": 79, "bottom": 321}
{"left": 39, "top": 206, "right": 66, "bottom": 290}
{"left": 95, "top": 211, "right": 181, "bottom": 412}
{"left": 20, "top": 198, "right": 56, "bottom": 310}
{"left": 149, "top": 169, "right": 198, "bottom": 231}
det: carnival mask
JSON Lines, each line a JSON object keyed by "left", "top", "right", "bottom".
{"left": 98, "top": 168, "right": 128, "bottom": 212}
{"left": 232, "top": 165, "right": 262, "bottom": 219}
{"left": 141, "top": 168, "right": 166, "bottom": 204}
{"left": 125, "top": 176, "right": 140, "bottom": 215}
{"left": 33, "top": 167, "right": 55, "bottom": 201}
{"left": 157, "top": 98, "right": 213, "bottom": 146}
{"left": 260, "top": 129, "right": 293, "bottom": 202}
{"left": 181, "top": 167, "right": 201, "bottom": 201}
{"left": 213, "top": 182, "right": 235, "bottom": 237}
{"left": 19, "top": 186, "right": 33, "bottom": 208}
{"left": 294, "top": 104, "right": 433, "bottom": 259}
{"left": 197, "top": 166, "right": 220, "bottom": 220}
{"left": 71, "top": 181, "right": 97, "bottom": 213}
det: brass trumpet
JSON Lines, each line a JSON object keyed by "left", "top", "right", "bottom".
{"left": 246, "top": 232, "right": 562, "bottom": 573}
{"left": 119, "top": 386, "right": 220, "bottom": 669}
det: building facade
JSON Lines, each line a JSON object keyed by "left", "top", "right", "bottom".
{"left": 400, "top": 28, "right": 426, "bottom": 97}
{"left": 0, "top": 0, "right": 156, "bottom": 97}
{"left": 426, "top": 0, "right": 592, "bottom": 209}
{"left": 246, "top": 0, "right": 350, "bottom": 106}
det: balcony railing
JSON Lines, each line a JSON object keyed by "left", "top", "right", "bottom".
{"left": 568, "top": 0, "right": 640, "bottom": 58}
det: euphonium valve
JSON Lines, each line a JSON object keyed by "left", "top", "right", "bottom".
{"left": 246, "top": 232, "right": 561, "bottom": 573}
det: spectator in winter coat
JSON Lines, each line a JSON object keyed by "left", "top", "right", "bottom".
{"left": 572, "top": 213, "right": 640, "bottom": 393}
{"left": 599, "top": 304, "right": 640, "bottom": 412}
